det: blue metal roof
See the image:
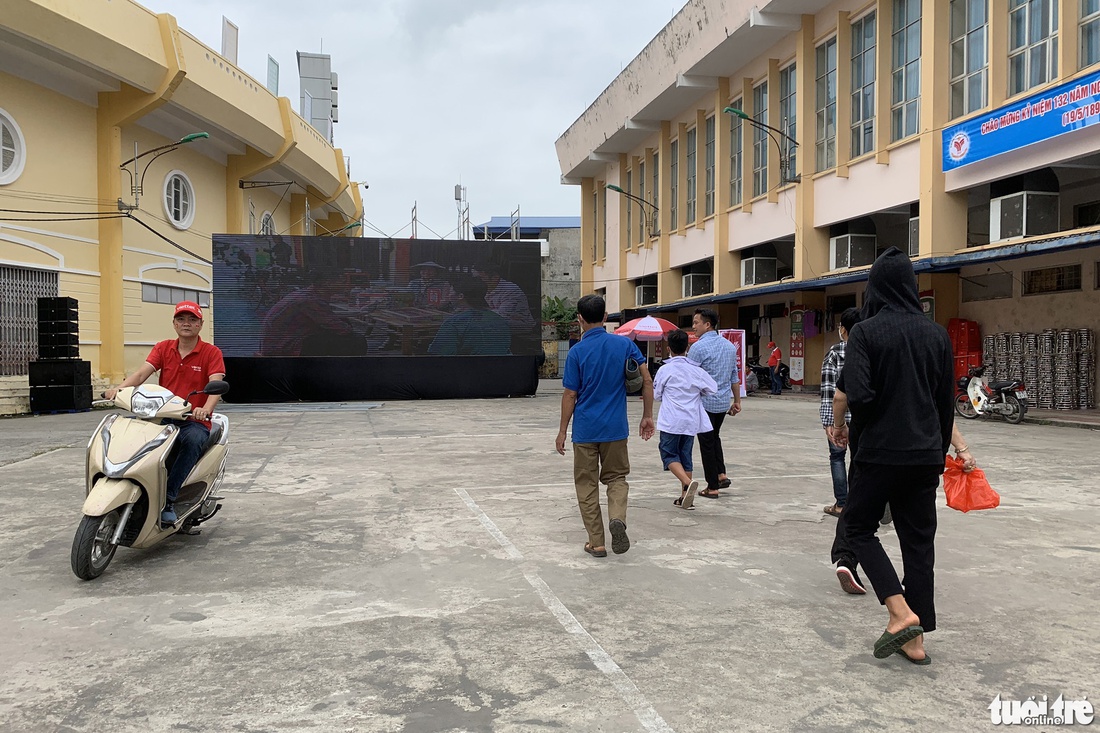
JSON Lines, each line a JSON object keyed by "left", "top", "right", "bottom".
{"left": 473, "top": 216, "right": 581, "bottom": 236}
{"left": 614, "top": 228, "right": 1100, "bottom": 318}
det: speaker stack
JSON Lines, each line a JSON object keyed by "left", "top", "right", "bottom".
{"left": 29, "top": 297, "right": 92, "bottom": 413}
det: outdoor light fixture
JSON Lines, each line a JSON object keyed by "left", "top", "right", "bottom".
{"left": 606, "top": 183, "right": 659, "bottom": 238}
{"left": 723, "top": 106, "right": 800, "bottom": 184}
{"left": 119, "top": 132, "right": 210, "bottom": 210}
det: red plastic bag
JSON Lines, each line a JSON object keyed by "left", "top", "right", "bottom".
{"left": 943, "top": 455, "right": 1000, "bottom": 512}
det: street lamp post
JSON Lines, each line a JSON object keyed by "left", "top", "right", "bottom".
{"left": 723, "top": 107, "right": 800, "bottom": 185}
{"left": 606, "top": 184, "right": 659, "bottom": 239}
{"left": 118, "top": 132, "right": 210, "bottom": 210}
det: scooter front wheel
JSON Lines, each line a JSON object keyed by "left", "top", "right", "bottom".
{"left": 71, "top": 510, "right": 121, "bottom": 580}
{"left": 955, "top": 392, "right": 979, "bottom": 419}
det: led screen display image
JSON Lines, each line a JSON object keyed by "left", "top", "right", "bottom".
{"left": 212, "top": 235, "right": 542, "bottom": 402}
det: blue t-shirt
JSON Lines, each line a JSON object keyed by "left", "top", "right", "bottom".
{"left": 562, "top": 328, "right": 645, "bottom": 443}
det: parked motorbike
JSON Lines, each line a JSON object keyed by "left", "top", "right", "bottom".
{"left": 70, "top": 380, "right": 231, "bottom": 580}
{"left": 954, "top": 365, "right": 1027, "bottom": 424}
{"left": 747, "top": 356, "right": 791, "bottom": 391}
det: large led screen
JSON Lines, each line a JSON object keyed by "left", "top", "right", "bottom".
{"left": 211, "top": 235, "right": 542, "bottom": 402}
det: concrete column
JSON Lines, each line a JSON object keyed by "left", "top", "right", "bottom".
{"left": 95, "top": 118, "right": 125, "bottom": 382}
{"left": 918, "top": 0, "right": 969, "bottom": 257}
{"left": 795, "top": 14, "right": 830, "bottom": 281}
{"left": 740, "top": 77, "right": 755, "bottom": 214}
{"left": 989, "top": 2, "right": 1008, "bottom": 108}
{"left": 657, "top": 121, "right": 677, "bottom": 303}
{"left": 836, "top": 11, "right": 853, "bottom": 177}
{"left": 767, "top": 59, "right": 781, "bottom": 203}
{"left": 714, "top": 78, "right": 737, "bottom": 295}
{"left": 875, "top": 0, "right": 894, "bottom": 164}
{"left": 579, "top": 178, "right": 595, "bottom": 294}
{"left": 1059, "top": 0, "right": 1078, "bottom": 78}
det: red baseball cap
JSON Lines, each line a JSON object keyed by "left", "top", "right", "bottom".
{"left": 174, "top": 301, "right": 203, "bottom": 320}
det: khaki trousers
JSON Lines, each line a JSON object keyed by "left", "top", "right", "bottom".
{"left": 572, "top": 440, "right": 630, "bottom": 547}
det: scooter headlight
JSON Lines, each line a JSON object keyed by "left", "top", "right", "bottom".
{"left": 131, "top": 393, "right": 164, "bottom": 418}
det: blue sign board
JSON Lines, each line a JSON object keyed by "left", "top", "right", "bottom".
{"left": 942, "top": 68, "right": 1100, "bottom": 171}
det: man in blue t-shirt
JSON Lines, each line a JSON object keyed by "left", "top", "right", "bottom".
{"left": 555, "top": 295, "right": 655, "bottom": 558}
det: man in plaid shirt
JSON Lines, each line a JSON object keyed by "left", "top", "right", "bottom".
{"left": 689, "top": 308, "right": 742, "bottom": 498}
{"left": 822, "top": 307, "right": 863, "bottom": 592}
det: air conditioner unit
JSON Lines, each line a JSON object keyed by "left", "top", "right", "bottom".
{"left": 635, "top": 285, "right": 658, "bottom": 307}
{"left": 682, "top": 273, "right": 712, "bottom": 298}
{"left": 829, "top": 234, "right": 877, "bottom": 270}
{"left": 908, "top": 217, "right": 919, "bottom": 258}
{"left": 741, "top": 257, "right": 777, "bottom": 287}
{"left": 989, "top": 191, "right": 1059, "bottom": 241}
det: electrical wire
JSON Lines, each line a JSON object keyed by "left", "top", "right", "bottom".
{"left": 124, "top": 212, "right": 212, "bottom": 265}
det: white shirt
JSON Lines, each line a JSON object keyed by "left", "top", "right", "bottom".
{"left": 653, "top": 356, "right": 718, "bottom": 435}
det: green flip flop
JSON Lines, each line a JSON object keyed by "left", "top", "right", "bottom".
{"left": 895, "top": 648, "right": 932, "bottom": 666}
{"left": 873, "top": 625, "right": 924, "bottom": 659}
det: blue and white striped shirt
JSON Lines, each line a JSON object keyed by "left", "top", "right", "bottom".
{"left": 687, "top": 331, "right": 740, "bottom": 413}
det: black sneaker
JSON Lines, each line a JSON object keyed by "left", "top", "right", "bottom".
{"left": 609, "top": 519, "right": 630, "bottom": 554}
{"left": 836, "top": 565, "right": 867, "bottom": 595}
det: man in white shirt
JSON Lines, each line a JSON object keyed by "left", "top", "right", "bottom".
{"left": 654, "top": 329, "right": 718, "bottom": 509}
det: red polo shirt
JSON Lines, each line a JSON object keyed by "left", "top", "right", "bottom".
{"left": 146, "top": 337, "right": 226, "bottom": 428}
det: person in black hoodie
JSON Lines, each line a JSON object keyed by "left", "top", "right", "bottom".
{"left": 827, "top": 247, "right": 954, "bottom": 665}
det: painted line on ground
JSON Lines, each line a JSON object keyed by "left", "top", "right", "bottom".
{"left": 453, "top": 486, "right": 674, "bottom": 733}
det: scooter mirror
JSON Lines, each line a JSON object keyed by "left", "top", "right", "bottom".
{"left": 203, "top": 380, "right": 230, "bottom": 396}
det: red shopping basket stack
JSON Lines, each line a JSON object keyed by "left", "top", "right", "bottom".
{"left": 948, "top": 318, "right": 982, "bottom": 383}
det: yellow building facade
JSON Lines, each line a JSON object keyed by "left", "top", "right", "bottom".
{"left": 557, "top": 0, "right": 1100, "bottom": 391}
{"left": 0, "top": 0, "right": 362, "bottom": 408}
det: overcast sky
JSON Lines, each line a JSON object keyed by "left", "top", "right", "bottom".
{"left": 139, "top": 0, "right": 681, "bottom": 239}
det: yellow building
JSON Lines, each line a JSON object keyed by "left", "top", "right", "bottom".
{"left": 556, "top": 0, "right": 1100, "bottom": 395}
{"left": 0, "top": 0, "right": 362, "bottom": 410}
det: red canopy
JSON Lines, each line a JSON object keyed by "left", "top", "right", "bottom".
{"left": 614, "top": 316, "right": 680, "bottom": 342}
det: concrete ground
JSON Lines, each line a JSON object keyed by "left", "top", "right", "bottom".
{"left": 1, "top": 381, "right": 1097, "bottom": 732}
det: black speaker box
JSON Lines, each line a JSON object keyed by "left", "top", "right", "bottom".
{"left": 29, "top": 360, "right": 92, "bottom": 387}
{"left": 37, "top": 345, "right": 80, "bottom": 360}
{"left": 30, "top": 385, "right": 92, "bottom": 413}
{"left": 38, "top": 333, "right": 80, "bottom": 348}
{"left": 37, "top": 297, "right": 78, "bottom": 321}
{"left": 38, "top": 320, "right": 79, "bottom": 336}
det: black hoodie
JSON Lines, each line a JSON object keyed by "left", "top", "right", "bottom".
{"left": 837, "top": 247, "right": 954, "bottom": 466}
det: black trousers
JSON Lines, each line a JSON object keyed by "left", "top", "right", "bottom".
{"left": 844, "top": 460, "right": 943, "bottom": 632}
{"left": 697, "top": 410, "right": 727, "bottom": 490}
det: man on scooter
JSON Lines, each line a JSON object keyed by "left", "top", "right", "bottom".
{"left": 104, "top": 301, "right": 226, "bottom": 525}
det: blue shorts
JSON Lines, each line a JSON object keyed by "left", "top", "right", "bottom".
{"left": 658, "top": 431, "right": 694, "bottom": 471}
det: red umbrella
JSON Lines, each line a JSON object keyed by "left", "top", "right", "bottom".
{"left": 614, "top": 316, "right": 680, "bottom": 342}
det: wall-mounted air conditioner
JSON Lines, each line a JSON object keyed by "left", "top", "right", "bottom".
{"left": 908, "top": 217, "right": 920, "bottom": 258}
{"left": 989, "top": 191, "right": 1059, "bottom": 241}
{"left": 741, "top": 257, "right": 777, "bottom": 287}
{"left": 635, "top": 285, "right": 658, "bottom": 307}
{"left": 682, "top": 273, "right": 712, "bottom": 298}
{"left": 830, "top": 234, "right": 877, "bottom": 270}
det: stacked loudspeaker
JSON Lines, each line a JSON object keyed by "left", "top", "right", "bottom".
{"left": 29, "top": 297, "right": 92, "bottom": 413}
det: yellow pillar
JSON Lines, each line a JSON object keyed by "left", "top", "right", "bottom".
{"left": 579, "top": 178, "right": 595, "bottom": 295}
{"left": 795, "top": 14, "right": 829, "bottom": 281}
{"left": 918, "top": 0, "right": 968, "bottom": 257}
{"left": 95, "top": 13, "right": 186, "bottom": 381}
{"left": 989, "top": 1, "right": 1008, "bottom": 107}
{"left": 1059, "top": 0, "right": 1078, "bottom": 81}
{"left": 657, "top": 122, "right": 677, "bottom": 304}
{"left": 740, "top": 77, "right": 755, "bottom": 213}
{"left": 226, "top": 97, "right": 298, "bottom": 234}
{"left": 766, "top": 59, "right": 781, "bottom": 203}
{"left": 714, "top": 78, "right": 737, "bottom": 295}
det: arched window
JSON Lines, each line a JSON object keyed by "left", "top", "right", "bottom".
{"left": 260, "top": 211, "right": 276, "bottom": 235}
{"left": 163, "top": 171, "right": 195, "bottom": 229}
{"left": 0, "top": 108, "right": 27, "bottom": 185}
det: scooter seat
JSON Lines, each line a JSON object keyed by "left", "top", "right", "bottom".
{"left": 989, "top": 380, "right": 1017, "bottom": 391}
{"left": 202, "top": 414, "right": 228, "bottom": 454}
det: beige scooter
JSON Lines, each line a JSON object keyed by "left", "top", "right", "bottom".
{"left": 70, "top": 381, "right": 231, "bottom": 580}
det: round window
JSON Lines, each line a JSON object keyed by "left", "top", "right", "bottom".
{"left": 163, "top": 170, "right": 196, "bottom": 230}
{"left": 0, "top": 108, "right": 27, "bottom": 186}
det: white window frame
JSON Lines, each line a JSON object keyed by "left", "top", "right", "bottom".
{"left": 1080, "top": 0, "right": 1100, "bottom": 68}
{"left": 637, "top": 160, "right": 647, "bottom": 242}
{"left": 779, "top": 64, "right": 797, "bottom": 179}
{"left": 0, "top": 108, "right": 27, "bottom": 186}
{"left": 816, "top": 40, "right": 837, "bottom": 172}
{"left": 624, "top": 169, "right": 633, "bottom": 248}
{"left": 891, "top": 0, "right": 922, "bottom": 141}
{"left": 1009, "top": 0, "right": 1058, "bottom": 96}
{"left": 260, "top": 211, "right": 276, "bottom": 236}
{"left": 685, "top": 127, "right": 697, "bottom": 225}
{"left": 162, "top": 170, "right": 196, "bottom": 230}
{"left": 950, "top": 0, "right": 988, "bottom": 119}
{"left": 729, "top": 98, "right": 743, "bottom": 207}
{"left": 704, "top": 116, "right": 716, "bottom": 217}
{"left": 141, "top": 283, "right": 211, "bottom": 308}
{"left": 670, "top": 138, "right": 679, "bottom": 230}
{"left": 851, "top": 12, "right": 877, "bottom": 157}
{"left": 752, "top": 82, "right": 769, "bottom": 198}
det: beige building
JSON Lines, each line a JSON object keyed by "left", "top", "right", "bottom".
{"left": 0, "top": 0, "right": 362, "bottom": 410}
{"left": 556, "top": 0, "right": 1100, "bottom": 393}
